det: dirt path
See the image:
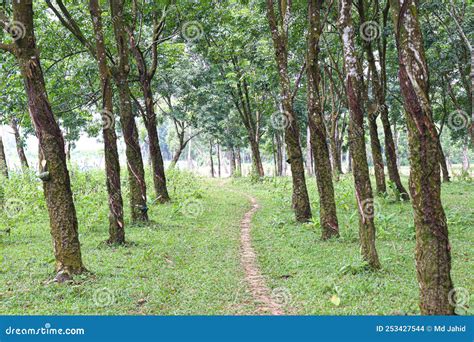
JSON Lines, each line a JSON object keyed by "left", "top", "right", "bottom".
{"left": 240, "top": 195, "right": 284, "bottom": 315}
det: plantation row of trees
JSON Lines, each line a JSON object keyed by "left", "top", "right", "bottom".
{"left": 0, "top": 0, "right": 472, "bottom": 315}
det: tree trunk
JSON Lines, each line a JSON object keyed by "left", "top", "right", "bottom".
{"left": 236, "top": 146, "right": 242, "bottom": 176}
{"left": 340, "top": 0, "right": 381, "bottom": 269}
{"left": 438, "top": 140, "right": 450, "bottom": 182}
{"left": 390, "top": 0, "right": 454, "bottom": 314}
{"left": 209, "top": 141, "right": 215, "bottom": 178}
{"left": 266, "top": 0, "right": 312, "bottom": 222}
{"left": 10, "top": 1, "right": 84, "bottom": 280}
{"left": 90, "top": 0, "right": 125, "bottom": 244}
{"left": 306, "top": 125, "right": 313, "bottom": 175}
{"left": 307, "top": 0, "right": 339, "bottom": 239}
{"left": 229, "top": 146, "right": 236, "bottom": 176}
{"left": 11, "top": 119, "right": 29, "bottom": 169}
{"left": 368, "top": 113, "right": 387, "bottom": 194}
{"left": 275, "top": 132, "right": 283, "bottom": 176}
{"left": 462, "top": 142, "right": 470, "bottom": 171}
{"left": 110, "top": 0, "right": 148, "bottom": 222}
{"left": 248, "top": 137, "right": 264, "bottom": 176}
{"left": 380, "top": 107, "right": 410, "bottom": 200}
{"left": 0, "top": 134, "right": 8, "bottom": 178}
{"left": 128, "top": 31, "right": 170, "bottom": 203}
{"left": 217, "top": 143, "right": 221, "bottom": 178}
{"left": 329, "top": 117, "right": 341, "bottom": 180}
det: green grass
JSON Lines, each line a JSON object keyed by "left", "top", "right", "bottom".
{"left": 0, "top": 169, "right": 472, "bottom": 315}
{"left": 0, "top": 170, "right": 255, "bottom": 315}
{"left": 229, "top": 175, "right": 474, "bottom": 315}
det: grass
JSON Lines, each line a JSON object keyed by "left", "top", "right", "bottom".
{"left": 229, "top": 175, "right": 474, "bottom": 315}
{"left": 0, "top": 168, "right": 472, "bottom": 315}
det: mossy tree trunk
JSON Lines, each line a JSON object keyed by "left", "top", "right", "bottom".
{"left": 266, "top": 0, "right": 312, "bottom": 222}
{"left": 110, "top": 0, "right": 148, "bottom": 222}
{"left": 89, "top": 0, "right": 125, "bottom": 244}
{"left": 2, "top": 1, "right": 85, "bottom": 280}
{"left": 307, "top": 0, "right": 339, "bottom": 239}
{"left": 339, "top": 0, "right": 381, "bottom": 269}
{"left": 390, "top": 0, "right": 454, "bottom": 314}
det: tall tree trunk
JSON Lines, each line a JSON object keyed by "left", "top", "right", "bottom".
{"left": 275, "top": 132, "right": 283, "bottom": 176}
{"left": 0, "top": 134, "right": 8, "bottom": 178}
{"left": 90, "top": 0, "right": 125, "bottom": 244}
{"left": 128, "top": 31, "right": 170, "bottom": 203}
{"left": 229, "top": 146, "right": 236, "bottom": 176}
{"left": 390, "top": 0, "right": 454, "bottom": 314}
{"left": 266, "top": 0, "right": 312, "bottom": 222}
{"left": 368, "top": 113, "right": 387, "bottom": 194}
{"left": 381, "top": 107, "right": 410, "bottom": 199}
{"left": 438, "top": 140, "right": 450, "bottom": 182}
{"left": 11, "top": 119, "right": 29, "bottom": 169}
{"left": 110, "top": 0, "right": 148, "bottom": 222}
{"left": 209, "top": 141, "right": 215, "bottom": 178}
{"left": 236, "top": 146, "right": 242, "bottom": 176}
{"left": 217, "top": 143, "right": 221, "bottom": 178}
{"left": 329, "top": 117, "right": 341, "bottom": 180}
{"left": 340, "top": 0, "right": 380, "bottom": 269}
{"left": 8, "top": 1, "right": 84, "bottom": 280}
{"left": 307, "top": 0, "right": 339, "bottom": 239}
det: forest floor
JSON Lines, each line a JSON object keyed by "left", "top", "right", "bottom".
{"left": 0, "top": 169, "right": 473, "bottom": 315}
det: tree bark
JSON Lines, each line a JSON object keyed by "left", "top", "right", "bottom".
{"left": 9, "top": 1, "right": 84, "bottom": 279}
{"left": 0, "top": 134, "right": 8, "bottom": 178}
{"left": 390, "top": 0, "right": 454, "bottom": 314}
{"left": 307, "top": 0, "right": 339, "bottom": 239}
{"left": 306, "top": 125, "right": 313, "bottom": 175}
{"left": 110, "top": 0, "right": 148, "bottom": 222}
{"left": 11, "top": 118, "right": 29, "bottom": 169}
{"left": 89, "top": 0, "right": 125, "bottom": 244}
{"left": 266, "top": 0, "right": 312, "bottom": 222}
{"left": 340, "top": 0, "right": 381, "bottom": 269}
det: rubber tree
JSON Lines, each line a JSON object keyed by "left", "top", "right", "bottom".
{"left": 339, "top": 0, "right": 381, "bottom": 269}
{"left": 1, "top": 1, "right": 85, "bottom": 280}
{"left": 127, "top": 7, "right": 171, "bottom": 203}
{"left": 11, "top": 118, "right": 29, "bottom": 169}
{"left": 89, "top": 0, "right": 125, "bottom": 244}
{"left": 390, "top": 0, "right": 454, "bottom": 314}
{"left": 266, "top": 0, "right": 312, "bottom": 222}
{"left": 306, "top": 0, "right": 339, "bottom": 239}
